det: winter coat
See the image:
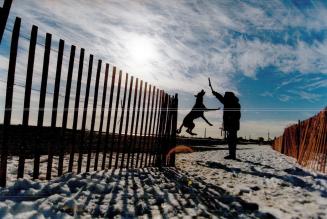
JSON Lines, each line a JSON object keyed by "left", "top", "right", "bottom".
{"left": 212, "top": 91, "right": 241, "bottom": 131}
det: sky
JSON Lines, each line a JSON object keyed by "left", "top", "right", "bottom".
{"left": 0, "top": 0, "right": 326, "bottom": 139}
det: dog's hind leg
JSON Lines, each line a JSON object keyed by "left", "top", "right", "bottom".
{"left": 186, "top": 123, "right": 197, "bottom": 136}
{"left": 176, "top": 123, "right": 183, "bottom": 134}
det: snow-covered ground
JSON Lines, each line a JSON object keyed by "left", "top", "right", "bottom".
{"left": 0, "top": 144, "right": 326, "bottom": 218}
{"left": 177, "top": 144, "right": 327, "bottom": 219}
{"left": 0, "top": 167, "right": 267, "bottom": 218}
{"left": 6, "top": 152, "right": 148, "bottom": 181}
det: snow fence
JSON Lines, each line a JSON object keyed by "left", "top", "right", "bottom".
{"left": 272, "top": 108, "right": 327, "bottom": 173}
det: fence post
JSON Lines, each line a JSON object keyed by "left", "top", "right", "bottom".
{"left": 0, "top": 17, "right": 20, "bottom": 187}
{"left": 114, "top": 73, "right": 128, "bottom": 169}
{"left": 58, "top": 45, "right": 76, "bottom": 176}
{"left": 135, "top": 82, "right": 147, "bottom": 168}
{"left": 164, "top": 95, "right": 173, "bottom": 166}
{"left": 169, "top": 94, "right": 178, "bottom": 166}
{"left": 157, "top": 93, "right": 168, "bottom": 167}
{"left": 140, "top": 84, "right": 151, "bottom": 167}
{"left": 146, "top": 87, "right": 158, "bottom": 167}
{"left": 18, "top": 25, "right": 38, "bottom": 179}
{"left": 94, "top": 63, "right": 109, "bottom": 171}
{"left": 77, "top": 55, "right": 93, "bottom": 173}
{"left": 120, "top": 76, "right": 134, "bottom": 168}
{"left": 144, "top": 86, "right": 156, "bottom": 167}
{"left": 297, "top": 120, "right": 300, "bottom": 160}
{"left": 108, "top": 70, "right": 122, "bottom": 169}
{"left": 102, "top": 67, "right": 116, "bottom": 170}
{"left": 86, "top": 59, "right": 102, "bottom": 172}
{"left": 155, "top": 91, "right": 165, "bottom": 167}
{"left": 130, "top": 80, "right": 143, "bottom": 169}
{"left": 68, "top": 48, "right": 85, "bottom": 172}
{"left": 47, "top": 39, "right": 64, "bottom": 180}
{"left": 126, "top": 78, "right": 138, "bottom": 169}
{"left": 0, "top": 0, "right": 13, "bottom": 43}
{"left": 151, "top": 89, "right": 162, "bottom": 166}
{"left": 34, "top": 32, "right": 52, "bottom": 179}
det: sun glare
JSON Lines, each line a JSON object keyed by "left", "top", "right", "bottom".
{"left": 128, "top": 35, "right": 158, "bottom": 65}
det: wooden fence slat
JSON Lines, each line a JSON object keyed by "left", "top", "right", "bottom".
{"left": 33, "top": 32, "right": 52, "bottom": 179}
{"left": 0, "top": 17, "right": 20, "bottom": 187}
{"left": 168, "top": 96, "right": 175, "bottom": 166}
{"left": 153, "top": 91, "right": 163, "bottom": 166}
{"left": 165, "top": 95, "right": 174, "bottom": 166}
{"left": 121, "top": 76, "right": 134, "bottom": 168}
{"left": 47, "top": 39, "right": 64, "bottom": 180}
{"left": 102, "top": 67, "right": 116, "bottom": 170}
{"left": 158, "top": 93, "right": 169, "bottom": 167}
{"left": 58, "top": 45, "right": 76, "bottom": 176}
{"left": 77, "top": 54, "right": 93, "bottom": 173}
{"left": 148, "top": 88, "right": 159, "bottom": 167}
{"left": 130, "top": 80, "right": 143, "bottom": 168}
{"left": 140, "top": 85, "right": 151, "bottom": 167}
{"left": 94, "top": 63, "right": 109, "bottom": 171}
{"left": 142, "top": 85, "right": 153, "bottom": 167}
{"left": 126, "top": 78, "right": 138, "bottom": 169}
{"left": 108, "top": 70, "right": 122, "bottom": 169}
{"left": 150, "top": 89, "right": 161, "bottom": 166}
{"left": 161, "top": 94, "right": 170, "bottom": 166}
{"left": 152, "top": 90, "right": 163, "bottom": 166}
{"left": 114, "top": 73, "right": 129, "bottom": 169}
{"left": 170, "top": 94, "right": 178, "bottom": 166}
{"left": 0, "top": 0, "right": 13, "bottom": 43}
{"left": 68, "top": 48, "right": 85, "bottom": 172}
{"left": 144, "top": 86, "right": 156, "bottom": 167}
{"left": 135, "top": 82, "right": 147, "bottom": 168}
{"left": 86, "top": 59, "right": 102, "bottom": 172}
{"left": 165, "top": 95, "right": 173, "bottom": 167}
{"left": 18, "top": 25, "right": 37, "bottom": 179}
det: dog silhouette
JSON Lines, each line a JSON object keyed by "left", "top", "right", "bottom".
{"left": 177, "top": 89, "right": 219, "bottom": 135}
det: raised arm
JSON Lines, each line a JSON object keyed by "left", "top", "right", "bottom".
{"left": 209, "top": 77, "right": 225, "bottom": 104}
{"left": 212, "top": 90, "right": 224, "bottom": 104}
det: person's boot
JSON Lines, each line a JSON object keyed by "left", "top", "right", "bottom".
{"left": 224, "top": 155, "right": 236, "bottom": 160}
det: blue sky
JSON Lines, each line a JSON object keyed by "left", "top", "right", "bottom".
{"left": 0, "top": 0, "right": 326, "bottom": 139}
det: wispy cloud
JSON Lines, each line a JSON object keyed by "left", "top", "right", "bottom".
{"left": 261, "top": 91, "right": 273, "bottom": 97}
{"left": 303, "top": 78, "right": 327, "bottom": 91}
{"left": 4, "top": 0, "right": 327, "bottom": 95}
{"left": 278, "top": 94, "right": 291, "bottom": 102}
{"left": 288, "top": 90, "right": 322, "bottom": 102}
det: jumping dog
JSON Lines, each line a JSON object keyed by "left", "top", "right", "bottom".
{"left": 176, "top": 89, "right": 219, "bottom": 135}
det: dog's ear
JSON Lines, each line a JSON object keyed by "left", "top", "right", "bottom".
{"left": 194, "top": 95, "right": 197, "bottom": 97}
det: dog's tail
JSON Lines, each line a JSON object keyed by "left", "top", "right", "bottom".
{"left": 176, "top": 124, "right": 183, "bottom": 134}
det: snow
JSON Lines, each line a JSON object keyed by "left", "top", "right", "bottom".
{"left": 177, "top": 144, "right": 327, "bottom": 219}
{"left": 0, "top": 144, "right": 326, "bottom": 218}
{"left": 5, "top": 152, "right": 146, "bottom": 182}
{"left": 0, "top": 168, "right": 266, "bottom": 218}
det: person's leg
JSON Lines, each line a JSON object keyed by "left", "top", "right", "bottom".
{"left": 229, "top": 130, "right": 237, "bottom": 158}
{"left": 225, "top": 129, "right": 237, "bottom": 159}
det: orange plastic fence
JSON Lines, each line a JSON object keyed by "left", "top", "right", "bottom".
{"left": 273, "top": 108, "right": 327, "bottom": 173}
{"left": 272, "top": 136, "right": 283, "bottom": 152}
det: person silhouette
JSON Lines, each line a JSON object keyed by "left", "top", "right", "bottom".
{"left": 209, "top": 78, "right": 241, "bottom": 159}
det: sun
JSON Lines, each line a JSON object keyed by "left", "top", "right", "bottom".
{"left": 128, "top": 35, "right": 158, "bottom": 65}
